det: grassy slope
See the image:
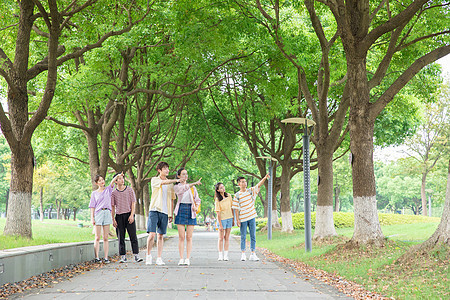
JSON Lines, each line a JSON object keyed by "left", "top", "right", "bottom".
{"left": 255, "top": 222, "right": 448, "bottom": 299}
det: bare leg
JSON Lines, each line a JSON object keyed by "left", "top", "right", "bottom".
{"left": 186, "top": 225, "right": 194, "bottom": 259}
{"left": 157, "top": 233, "right": 164, "bottom": 258}
{"left": 146, "top": 232, "right": 156, "bottom": 255}
{"left": 94, "top": 225, "right": 102, "bottom": 258}
{"left": 177, "top": 225, "right": 186, "bottom": 259}
{"left": 224, "top": 228, "right": 231, "bottom": 251}
{"left": 218, "top": 228, "right": 224, "bottom": 252}
{"left": 102, "top": 225, "right": 110, "bottom": 259}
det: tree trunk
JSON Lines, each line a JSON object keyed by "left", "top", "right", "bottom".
{"left": 48, "top": 205, "right": 52, "bottom": 219}
{"left": 39, "top": 187, "right": 44, "bottom": 222}
{"left": 2, "top": 0, "right": 36, "bottom": 238}
{"left": 134, "top": 188, "right": 145, "bottom": 230}
{"left": 421, "top": 171, "right": 428, "bottom": 216}
{"left": 272, "top": 185, "right": 281, "bottom": 228}
{"left": 73, "top": 207, "right": 78, "bottom": 221}
{"left": 5, "top": 189, "right": 9, "bottom": 217}
{"left": 84, "top": 131, "right": 103, "bottom": 189}
{"left": 348, "top": 59, "right": 384, "bottom": 246}
{"left": 56, "top": 200, "right": 61, "bottom": 220}
{"left": 3, "top": 146, "right": 34, "bottom": 238}
{"left": 143, "top": 183, "right": 150, "bottom": 219}
{"left": 279, "top": 165, "right": 293, "bottom": 232}
{"left": 258, "top": 192, "right": 269, "bottom": 218}
{"left": 334, "top": 185, "right": 340, "bottom": 212}
{"left": 314, "top": 149, "right": 337, "bottom": 239}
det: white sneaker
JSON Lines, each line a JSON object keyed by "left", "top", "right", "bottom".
{"left": 240, "top": 253, "right": 246, "bottom": 261}
{"left": 155, "top": 257, "right": 165, "bottom": 265}
{"left": 249, "top": 253, "right": 260, "bottom": 261}
{"left": 218, "top": 252, "right": 223, "bottom": 261}
{"left": 119, "top": 255, "right": 127, "bottom": 263}
{"left": 178, "top": 259, "right": 184, "bottom": 265}
{"left": 146, "top": 254, "right": 152, "bottom": 265}
{"left": 223, "top": 253, "right": 229, "bottom": 261}
{"left": 184, "top": 258, "right": 190, "bottom": 266}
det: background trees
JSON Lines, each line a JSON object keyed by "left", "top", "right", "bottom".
{"left": 0, "top": 0, "right": 150, "bottom": 237}
{"left": 0, "top": 0, "right": 448, "bottom": 250}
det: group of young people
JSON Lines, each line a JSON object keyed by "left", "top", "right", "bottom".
{"left": 88, "top": 161, "right": 269, "bottom": 265}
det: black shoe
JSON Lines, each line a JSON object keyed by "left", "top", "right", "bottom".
{"left": 103, "top": 258, "right": 111, "bottom": 264}
{"left": 94, "top": 258, "right": 101, "bottom": 263}
{"left": 135, "top": 256, "right": 143, "bottom": 262}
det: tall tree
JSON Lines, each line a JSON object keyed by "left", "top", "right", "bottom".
{"left": 0, "top": 0, "right": 149, "bottom": 237}
{"left": 315, "top": 0, "right": 450, "bottom": 245}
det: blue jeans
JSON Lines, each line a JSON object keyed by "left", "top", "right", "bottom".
{"left": 240, "top": 217, "right": 256, "bottom": 252}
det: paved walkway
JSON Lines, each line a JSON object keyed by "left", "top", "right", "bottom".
{"left": 18, "top": 229, "right": 351, "bottom": 299}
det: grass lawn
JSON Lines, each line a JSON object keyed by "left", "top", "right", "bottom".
{"left": 0, "top": 218, "right": 154, "bottom": 250}
{"left": 254, "top": 222, "right": 449, "bottom": 300}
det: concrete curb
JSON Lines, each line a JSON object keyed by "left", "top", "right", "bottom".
{"left": 0, "top": 233, "right": 149, "bottom": 285}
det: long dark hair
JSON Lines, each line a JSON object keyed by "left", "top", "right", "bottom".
{"left": 175, "top": 167, "right": 186, "bottom": 185}
{"left": 215, "top": 182, "right": 229, "bottom": 201}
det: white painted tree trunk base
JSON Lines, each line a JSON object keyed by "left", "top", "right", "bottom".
{"left": 135, "top": 214, "right": 146, "bottom": 231}
{"left": 352, "top": 196, "right": 384, "bottom": 245}
{"left": 313, "top": 205, "right": 337, "bottom": 239}
{"left": 271, "top": 209, "right": 281, "bottom": 228}
{"left": 3, "top": 192, "right": 32, "bottom": 238}
{"left": 281, "top": 211, "right": 294, "bottom": 232}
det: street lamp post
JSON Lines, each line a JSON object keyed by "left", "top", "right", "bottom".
{"left": 281, "top": 117, "right": 315, "bottom": 252}
{"left": 256, "top": 156, "right": 277, "bottom": 240}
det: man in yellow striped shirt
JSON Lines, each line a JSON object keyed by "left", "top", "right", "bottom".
{"left": 232, "top": 173, "right": 270, "bottom": 261}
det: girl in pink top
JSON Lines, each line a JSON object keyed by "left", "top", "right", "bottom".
{"left": 173, "top": 168, "right": 202, "bottom": 266}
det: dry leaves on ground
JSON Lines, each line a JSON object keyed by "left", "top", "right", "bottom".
{"left": 0, "top": 256, "right": 118, "bottom": 299}
{"left": 258, "top": 247, "right": 391, "bottom": 300}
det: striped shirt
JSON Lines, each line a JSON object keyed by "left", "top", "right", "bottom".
{"left": 232, "top": 187, "right": 259, "bottom": 222}
{"left": 111, "top": 186, "right": 136, "bottom": 215}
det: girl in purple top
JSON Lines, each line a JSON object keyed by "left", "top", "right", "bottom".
{"left": 89, "top": 174, "right": 119, "bottom": 263}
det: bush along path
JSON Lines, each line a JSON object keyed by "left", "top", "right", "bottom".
{"left": 255, "top": 212, "right": 441, "bottom": 231}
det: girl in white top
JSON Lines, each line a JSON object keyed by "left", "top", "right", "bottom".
{"left": 173, "top": 168, "right": 202, "bottom": 266}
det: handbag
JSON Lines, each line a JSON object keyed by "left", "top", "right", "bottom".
{"left": 190, "top": 187, "right": 201, "bottom": 214}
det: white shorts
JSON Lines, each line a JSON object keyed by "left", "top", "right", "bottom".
{"left": 95, "top": 209, "right": 113, "bottom": 226}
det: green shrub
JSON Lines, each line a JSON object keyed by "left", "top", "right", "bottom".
{"left": 256, "top": 212, "right": 439, "bottom": 231}
{"left": 378, "top": 213, "right": 439, "bottom": 225}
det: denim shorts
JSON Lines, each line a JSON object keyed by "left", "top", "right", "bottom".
{"left": 221, "top": 218, "right": 233, "bottom": 229}
{"left": 94, "top": 209, "right": 112, "bottom": 226}
{"left": 175, "top": 203, "right": 197, "bottom": 225}
{"left": 147, "top": 211, "right": 168, "bottom": 235}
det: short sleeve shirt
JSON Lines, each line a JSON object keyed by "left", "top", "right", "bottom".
{"left": 215, "top": 194, "right": 233, "bottom": 220}
{"left": 89, "top": 185, "right": 114, "bottom": 215}
{"left": 232, "top": 187, "right": 259, "bottom": 222}
{"left": 111, "top": 186, "right": 136, "bottom": 215}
